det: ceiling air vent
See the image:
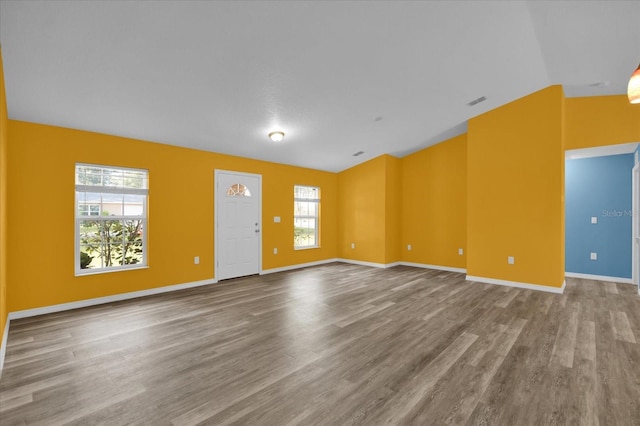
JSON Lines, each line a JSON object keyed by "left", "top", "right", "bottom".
{"left": 467, "top": 96, "right": 487, "bottom": 106}
{"left": 352, "top": 151, "right": 365, "bottom": 157}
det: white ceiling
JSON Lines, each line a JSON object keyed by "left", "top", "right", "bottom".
{"left": 1, "top": 1, "right": 638, "bottom": 172}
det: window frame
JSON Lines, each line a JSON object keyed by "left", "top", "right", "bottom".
{"left": 294, "top": 185, "right": 320, "bottom": 250}
{"left": 78, "top": 203, "right": 101, "bottom": 216}
{"left": 75, "top": 163, "right": 149, "bottom": 275}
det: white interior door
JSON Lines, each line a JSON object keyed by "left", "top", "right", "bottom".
{"left": 215, "top": 170, "right": 261, "bottom": 280}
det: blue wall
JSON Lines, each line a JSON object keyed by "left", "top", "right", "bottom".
{"left": 566, "top": 153, "right": 634, "bottom": 278}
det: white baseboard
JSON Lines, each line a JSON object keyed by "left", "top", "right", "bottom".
{"left": 261, "top": 258, "right": 339, "bottom": 275}
{"left": 466, "top": 275, "right": 566, "bottom": 294}
{"left": 0, "top": 316, "right": 9, "bottom": 378}
{"left": 263, "top": 259, "right": 462, "bottom": 275}
{"left": 8, "top": 278, "right": 217, "bottom": 321}
{"left": 400, "top": 262, "right": 466, "bottom": 274}
{"left": 266, "top": 258, "right": 465, "bottom": 273}
{"left": 336, "top": 259, "right": 466, "bottom": 273}
{"left": 565, "top": 272, "right": 634, "bottom": 285}
{"left": 336, "top": 258, "right": 401, "bottom": 269}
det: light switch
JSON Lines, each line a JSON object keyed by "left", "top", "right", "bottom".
{"left": 273, "top": 248, "right": 278, "bottom": 255}
{"left": 407, "top": 244, "right": 412, "bottom": 251}
{"left": 351, "top": 243, "right": 355, "bottom": 249}
{"left": 590, "top": 252, "right": 597, "bottom": 260}
{"left": 508, "top": 256, "right": 515, "bottom": 265}
{"left": 591, "top": 217, "right": 597, "bottom": 224}
{"left": 458, "top": 248, "right": 463, "bottom": 255}
{"left": 194, "top": 256, "right": 200, "bottom": 265}
{"left": 274, "top": 216, "right": 281, "bottom": 223}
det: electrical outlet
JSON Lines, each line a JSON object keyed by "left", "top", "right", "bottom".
{"left": 590, "top": 252, "right": 597, "bottom": 260}
{"left": 351, "top": 243, "right": 355, "bottom": 249}
{"left": 273, "top": 248, "right": 278, "bottom": 255}
{"left": 407, "top": 244, "right": 412, "bottom": 251}
{"left": 274, "top": 216, "right": 281, "bottom": 223}
{"left": 591, "top": 217, "right": 597, "bottom": 224}
{"left": 458, "top": 248, "right": 463, "bottom": 255}
{"left": 508, "top": 256, "right": 515, "bottom": 265}
{"left": 194, "top": 256, "right": 200, "bottom": 265}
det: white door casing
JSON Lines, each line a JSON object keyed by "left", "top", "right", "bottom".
{"left": 215, "top": 170, "right": 262, "bottom": 280}
{"left": 633, "top": 163, "right": 639, "bottom": 291}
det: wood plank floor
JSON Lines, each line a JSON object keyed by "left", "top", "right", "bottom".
{"left": 1, "top": 263, "right": 639, "bottom": 425}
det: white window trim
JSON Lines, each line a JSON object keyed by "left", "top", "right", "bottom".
{"left": 294, "top": 185, "right": 320, "bottom": 250}
{"left": 78, "top": 203, "right": 101, "bottom": 216}
{"left": 75, "top": 164, "right": 149, "bottom": 276}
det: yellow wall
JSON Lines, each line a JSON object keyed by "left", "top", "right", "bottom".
{"left": 4, "top": 85, "right": 637, "bottom": 317}
{"left": 401, "top": 134, "right": 467, "bottom": 269}
{"left": 0, "top": 48, "right": 8, "bottom": 345}
{"left": 565, "top": 95, "right": 640, "bottom": 150}
{"left": 384, "top": 155, "right": 402, "bottom": 264}
{"left": 467, "top": 86, "right": 565, "bottom": 288}
{"left": 337, "top": 155, "right": 387, "bottom": 263}
{"left": 336, "top": 154, "right": 402, "bottom": 265}
{"left": 7, "top": 121, "right": 337, "bottom": 312}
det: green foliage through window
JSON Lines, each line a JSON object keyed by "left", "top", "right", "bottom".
{"left": 79, "top": 218, "right": 144, "bottom": 268}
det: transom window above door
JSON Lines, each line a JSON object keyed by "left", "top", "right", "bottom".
{"left": 226, "top": 183, "right": 252, "bottom": 197}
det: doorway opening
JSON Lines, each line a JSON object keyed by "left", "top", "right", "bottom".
{"left": 565, "top": 142, "right": 638, "bottom": 287}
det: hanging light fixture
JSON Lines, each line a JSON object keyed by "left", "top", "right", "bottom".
{"left": 628, "top": 62, "right": 640, "bottom": 104}
{"left": 269, "top": 131, "right": 285, "bottom": 142}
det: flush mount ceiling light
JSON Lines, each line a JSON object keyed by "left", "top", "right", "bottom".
{"left": 628, "top": 62, "right": 640, "bottom": 104}
{"left": 268, "top": 131, "right": 285, "bottom": 142}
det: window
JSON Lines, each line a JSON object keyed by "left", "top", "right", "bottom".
{"left": 294, "top": 185, "right": 320, "bottom": 249}
{"left": 78, "top": 204, "right": 101, "bottom": 216}
{"left": 226, "top": 183, "right": 251, "bottom": 197}
{"left": 75, "top": 164, "right": 148, "bottom": 274}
